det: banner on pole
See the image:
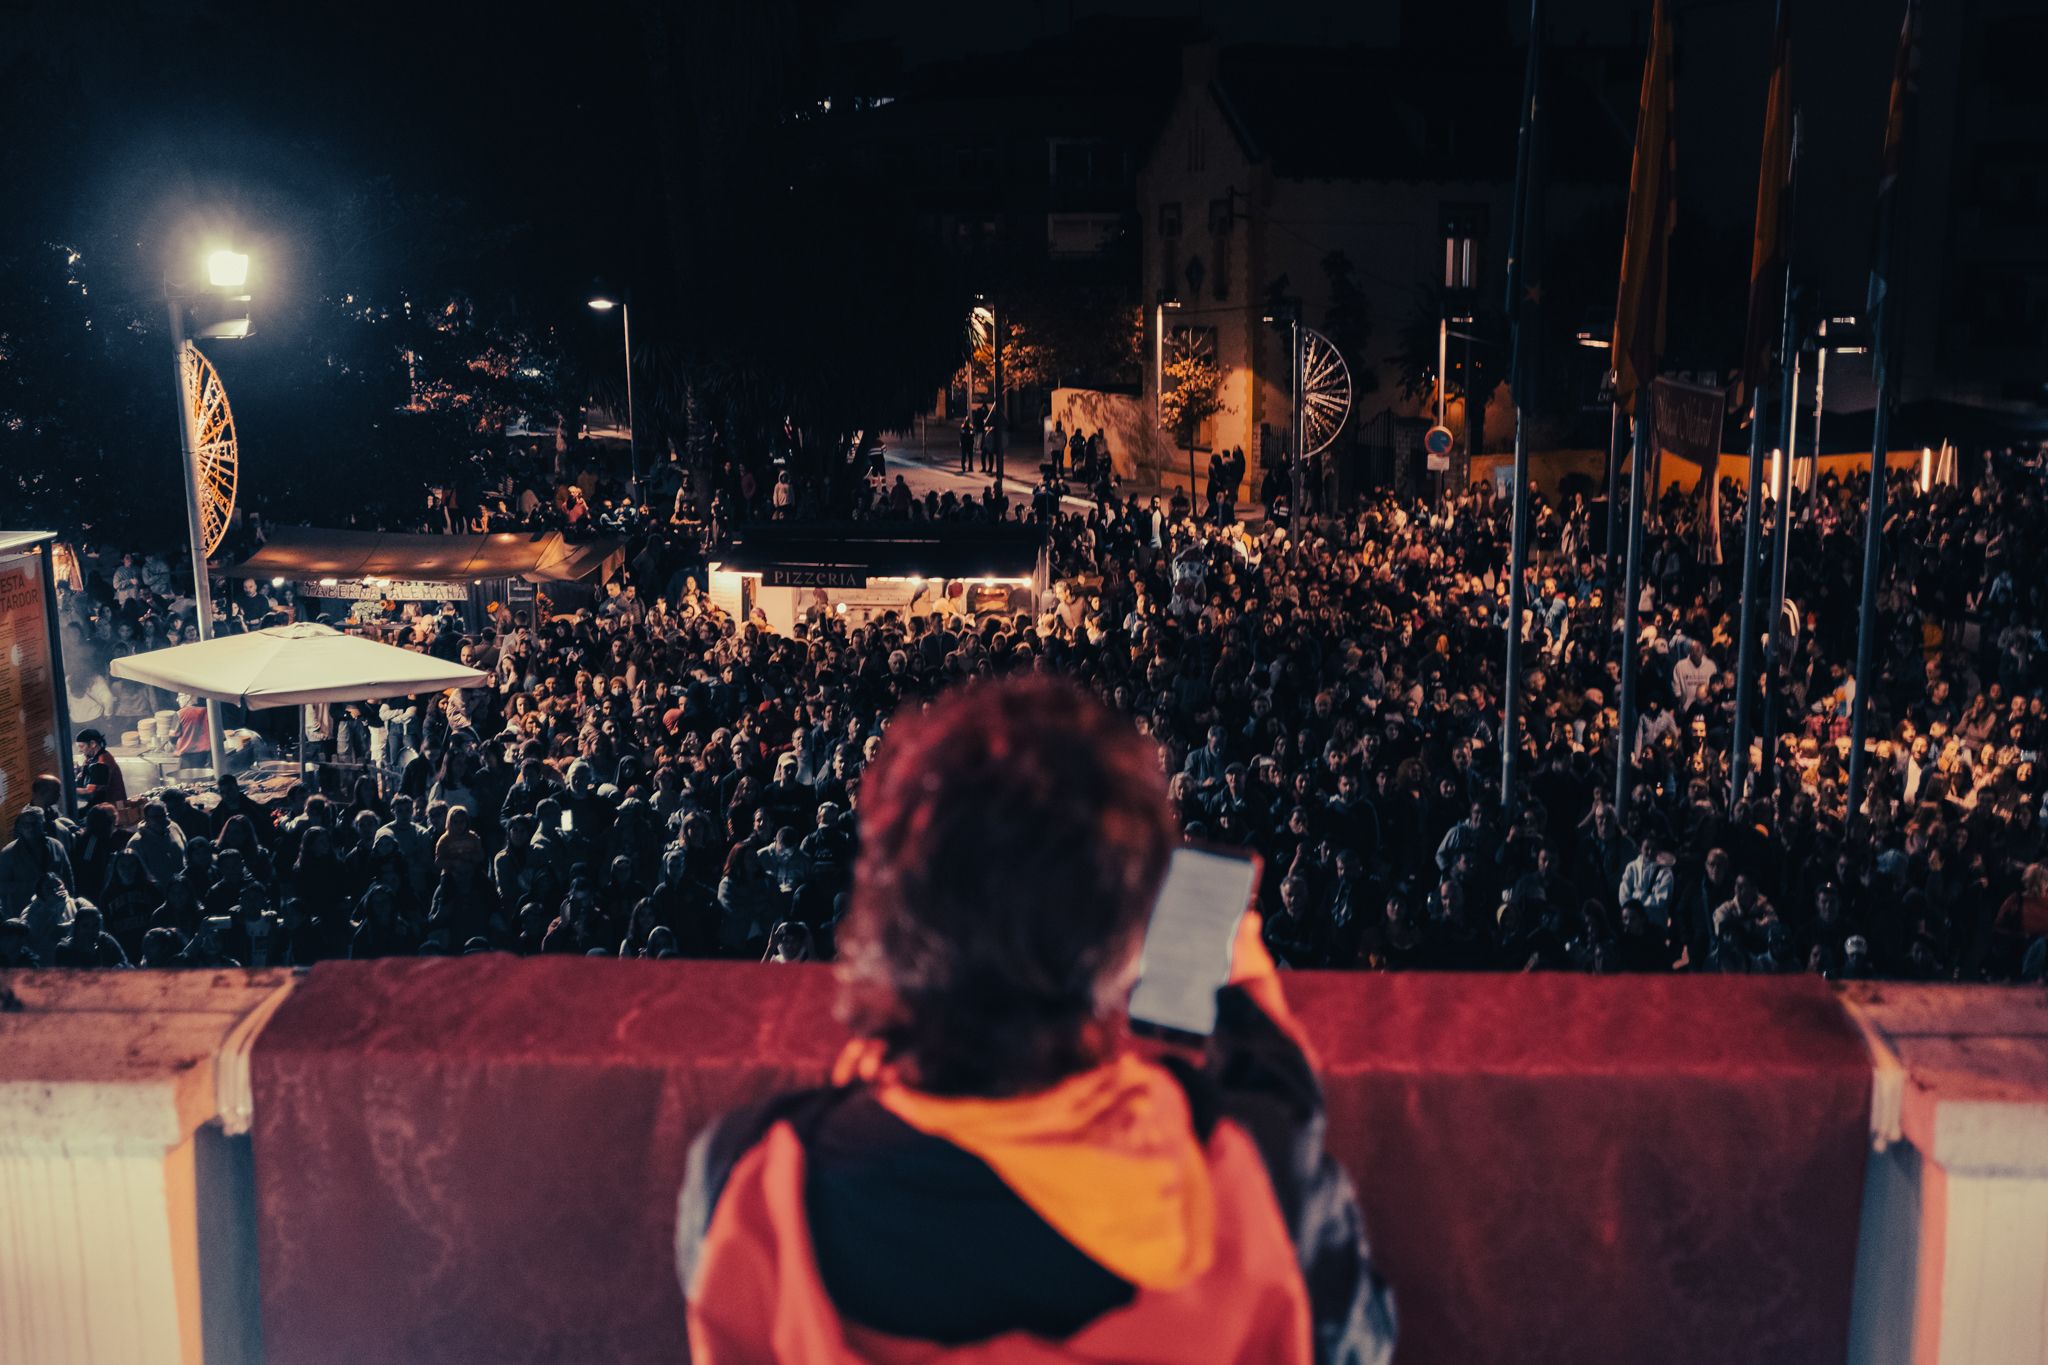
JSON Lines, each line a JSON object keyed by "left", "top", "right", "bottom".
{"left": 1654, "top": 377, "right": 1729, "bottom": 564}
{"left": 1653, "top": 378, "right": 1725, "bottom": 466}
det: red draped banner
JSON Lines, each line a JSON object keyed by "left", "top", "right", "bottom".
{"left": 251, "top": 961, "right": 1870, "bottom": 1365}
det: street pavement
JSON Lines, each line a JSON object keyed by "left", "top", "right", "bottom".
{"left": 878, "top": 427, "right": 1099, "bottom": 513}
{"left": 877, "top": 426, "right": 1264, "bottom": 523}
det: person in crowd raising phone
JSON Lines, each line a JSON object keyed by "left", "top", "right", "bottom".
{"left": 676, "top": 676, "right": 1393, "bottom": 1363}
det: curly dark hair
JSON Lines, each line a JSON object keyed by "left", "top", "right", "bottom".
{"left": 837, "top": 675, "right": 1175, "bottom": 1097}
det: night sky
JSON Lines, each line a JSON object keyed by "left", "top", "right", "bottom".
{"left": 1, "top": 0, "right": 1953, "bottom": 418}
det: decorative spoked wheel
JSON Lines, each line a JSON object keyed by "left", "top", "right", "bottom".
{"left": 183, "top": 343, "right": 238, "bottom": 555}
{"left": 1298, "top": 326, "right": 1353, "bottom": 456}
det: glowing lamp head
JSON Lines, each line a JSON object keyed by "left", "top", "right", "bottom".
{"left": 587, "top": 295, "right": 618, "bottom": 312}
{"left": 206, "top": 250, "right": 250, "bottom": 289}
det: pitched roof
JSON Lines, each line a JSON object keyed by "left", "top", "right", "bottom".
{"left": 1211, "top": 42, "right": 1633, "bottom": 185}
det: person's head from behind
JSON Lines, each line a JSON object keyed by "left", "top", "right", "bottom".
{"left": 837, "top": 676, "right": 1173, "bottom": 1098}
{"left": 139, "top": 927, "right": 184, "bottom": 966}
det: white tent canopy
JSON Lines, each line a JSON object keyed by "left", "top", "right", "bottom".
{"left": 109, "top": 623, "right": 487, "bottom": 709}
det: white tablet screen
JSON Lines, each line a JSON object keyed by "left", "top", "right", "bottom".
{"left": 1128, "top": 847, "right": 1259, "bottom": 1037}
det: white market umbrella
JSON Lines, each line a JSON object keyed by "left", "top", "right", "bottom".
{"left": 110, "top": 622, "right": 486, "bottom": 709}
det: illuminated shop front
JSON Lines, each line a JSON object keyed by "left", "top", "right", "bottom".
{"left": 707, "top": 523, "right": 1043, "bottom": 633}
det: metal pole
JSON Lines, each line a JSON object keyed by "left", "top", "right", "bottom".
{"left": 1289, "top": 316, "right": 1305, "bottom": 526}
{"left": 1615, "top": 406, "right": 1649, "bottom": 812}
{"left": 1437, "top": 318, "right": 1452, "bottom": 501}
{"left": 167, "top": 303, "right": 227, "bottom": 779}
{"left": 1809, "top": 334, "right": 1828, "bottom": 513}
{"left": 1849, "top": 4, "right": 1913, "bottom": 821}
{"left": 1462, "top": 329, "right": 1475, "bottom": 488}
{"left": 992, "top": 296, "right": 1005, "bottom": 486}
{"left": 1503, "top": 413, "right": 1530, "bottom": 807}
{"left": 38, "top": 541, "right": 77, "bottom": 815}
{"left": 1730, "top": 382, "right": 1769, "bottom": 806}
{"left": 621, "top": 299, "right": 639, "bottom": 491}
{"left": 1436, "top": 318, "right": 1449, "bottom": 428}
{"left": 1846, "top": 399, "right": 1889, "bottom": 819}
{"left": 1603, "top": 392, "right": 1622, "bottom": 581}
{"left": 1154, "top": 302, "right": 1166, "bottom": 428}
{"left": 1761, "top": 342, "right": 1800, "bottom": 796}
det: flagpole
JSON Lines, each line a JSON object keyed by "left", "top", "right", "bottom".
{"left": 1760, "top": 326, "right": 1799, "bottom": 795}
{"left": 1846, "top": 0, "right": 1916, "bottom": 822}
{"left": 1847, "top": 390, "right": 1891, "bottom": 820}
{"left": 1610, "top": 0, "right": 1670, "bottom": 816}
{"left": 1501, "top": 0, "right": 1543, "bottom": 810}
{"left": 1729, "top": 0, "right": 1793, "bottom": 809}
{"left": 1759, "top": 112, "right": 1804, "bottom": 800}
{"left": 1604, "top": 392, "right": 1623, "bottom": 584}
{"left": 1505, "top": 423, "right": 1530, "bottom": 803}
{"left": 1616, "top": 404, "right": 1649, "bottom": 812}
{"left": 1729, "top": 382, "right": 1769, "bottom": 806}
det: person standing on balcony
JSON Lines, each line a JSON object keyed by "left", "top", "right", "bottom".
{"left": 677, "top": 676, "right": 1394, "bottom": 1364}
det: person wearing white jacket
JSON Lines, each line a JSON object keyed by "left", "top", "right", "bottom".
{"left": 1617, "top": 836, "right": 1676, "bottom": 928}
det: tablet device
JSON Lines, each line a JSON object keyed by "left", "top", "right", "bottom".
{"left": 1128, "top": 845, "right": 1262, "bottom": 1041}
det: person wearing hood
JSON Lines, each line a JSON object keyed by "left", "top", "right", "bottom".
{"left": 130, "top": 801, "right": 188, "bottom": 889}
{"left": 21, "top": 872, "right": 73, "bottom": 963}
{"left": 0, "top": 808, "right": 74, "bottom": 917}
{"left": 677, "top": 677, "right": 1393, "bottom": 1364}
{"left": 55, "top": 902, "right": 131, "bottom": 968}
{"left": 1616, "top": 835, "right": 1677, "bottom": 930}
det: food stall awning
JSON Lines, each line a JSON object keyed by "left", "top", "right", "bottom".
{"left": 232, "top": 528, "right": 622, "bottom": 584}
{"left": 714, "top": 522, "right": 1039, "bottom": 584}
{"left": 110, "top": 623, "right": 487, "bottom": 709}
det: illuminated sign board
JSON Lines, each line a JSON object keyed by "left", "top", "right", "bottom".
{"left": 762, "top": 567, "right": 867, "bottom": 589}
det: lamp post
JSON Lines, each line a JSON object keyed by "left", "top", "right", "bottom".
{"left": 1261, "top": 305, "right": 1305, "bottom": 529}
{"left": 1153, "top": 296, "right": 1183, "bottom": 427}
{"left": 1809, "top": 317, "right": 1866, "bottom": 511}
{"left": 587, "top": 292, "right": 639, "bottom": 490}
{"left": 971, "top": 294, "right": 1005, "bottom": 486}
{"left": 167, "top": 248, "right": 251, "bottom": 779}
{"left": 1289, "top": 313, "right": 1304, "bottom": 524}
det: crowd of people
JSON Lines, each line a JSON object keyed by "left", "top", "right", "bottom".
{"left": 7, "top": 431, "right": 2048, "bottom": 986}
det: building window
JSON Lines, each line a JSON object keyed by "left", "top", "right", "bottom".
{"left": 1441, "top": 204, "right": 1487, "bottom": 295}
{"left": 1186, "top": 122, "right": 1206, "bottom": 173}
{"left": 1159, "top": 202, "right": 1182, "bottom": 238}
{"left": 1050, "top": 138, "right": 1106, "bottom": 187}
{"left": 1208, "top": 197, "right": 1234, "bottom": 236}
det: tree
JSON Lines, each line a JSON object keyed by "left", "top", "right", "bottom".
{"left": 1158, "top": 354, "right": 1225, "bottom": 501}
{"left": 1391, "top": 285, "right": 1508, "bottom": 459}
{"left": 1320, "top": 251, "right": 1379, "bottom": 402}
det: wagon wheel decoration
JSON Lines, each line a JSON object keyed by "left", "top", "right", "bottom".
{"left": 182, "top": 342, "right": 239, "bottom": 556}
{"left": 1298, "top": 326, "right": 1353, "bottom": 456}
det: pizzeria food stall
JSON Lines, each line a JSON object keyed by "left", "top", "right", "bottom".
{"left": 232, "top": 526, "right": 623, "bottom": 629}
{"left": 707, "top": 523, "right": 1043, "bottom": 633}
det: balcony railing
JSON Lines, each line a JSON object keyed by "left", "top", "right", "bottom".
{"left": 1, "top": 965, "right": 2042, "bottom": 1365}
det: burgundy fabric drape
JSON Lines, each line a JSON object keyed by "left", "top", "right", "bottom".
{"left": 251, "top": 962, "right": 1869, "bottom": 1365}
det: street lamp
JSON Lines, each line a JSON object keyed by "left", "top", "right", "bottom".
{"left": 973, "top": 293, "right": 1005, "bottom": 484}
{"left": 167, "top": 245, "right": 254, "bottom": 778}
{"left": 1809, "top": 316, "right": 1866, "bottom": 502}
{"left": 206, "top": 250, "right": 249, "bottom": 289}
{"left": 1263, "top": 306, "right": 1305, "bottom": 526}
{"left": 1153, "top": 297, "right": 1183, "bottom": 429}
{"left": 587, "top": 290, "right": 639, "bottom": 490}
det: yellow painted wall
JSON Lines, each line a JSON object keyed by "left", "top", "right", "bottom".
{"left": 1471, "top": 447, "right": 1923, "bottom": 495}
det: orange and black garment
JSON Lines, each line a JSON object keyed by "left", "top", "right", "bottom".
{"left": 675, "top": 929, "right": 1395, "bottom": 1363}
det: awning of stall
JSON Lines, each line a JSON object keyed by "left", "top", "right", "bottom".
{"left": 712, "top": 522, "right": 1040, "bottom": 585}
{"left": 231, "top": 528, "right": 623, "bottom": 585}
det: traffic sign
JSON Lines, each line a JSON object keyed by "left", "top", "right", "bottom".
{"left": 1424, "top": 424, "right": 1454, "bottom": 472}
